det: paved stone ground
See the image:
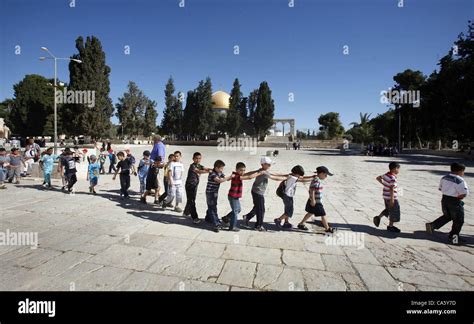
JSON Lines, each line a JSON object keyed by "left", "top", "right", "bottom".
{"left": 1, "top": 145, "right": 473, "bottom": 291}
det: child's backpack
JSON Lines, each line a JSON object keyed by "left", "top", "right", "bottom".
{"left": 276, "top": 180, "right": 286, "bottom": 198}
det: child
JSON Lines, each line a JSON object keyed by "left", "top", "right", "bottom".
{"left": 87, "top": 155, "right": 101, "bottom": 194}
{"left": 137, "top": 150, "right": 153, "bottom": 195}
{"left": 205, "top": 160, "right": 232, "bottom": 232}
{"left": 99, "top": 148, "right": 107, "bottom": 174}
{"left": 39, "top": 147, "right": 59, "bottom": 189}
{"left": 426, "top": 163, "right": 469, "bottom": 245}
{"left": 242, "top": 157, "right": 288, "bottom": 231}
{"left": 183, "top": 152, "right": 212, "bottom": 224}
{"left": 159, "top": 154, "right": 175, "bottom": 206}
{"left": 373, "top": 162, "right": 401, "bottom": 233}
{"left": 23, "top": 144, "right": 35, "bottom": 176}
{"left": 274, "top": 165, "right": 314, "bottom": 229}
{"left": 0, "top": 148, "right": 9, "bottom": 189}
{"left": 221, "top": 162, "right": 261, "bottom": 231}
{"left": 113, "top": 151, "right": 132, "bottom": 199}
{"left": 7, "top": 148, "right": 25, "bottom": 184}
{"left": 108, "top": 149, "right": 117, "bottom": 174}
{"left": 125, "top": 147, "right": 137, "bottom": 175}
{"left": 297, "top": 166, "right": 335, "bottom": 233}
{"left": 164, "top": 151, "right": 184, "bottom": 212}
{"left": 62, "top": 149, "right": 79, "bottom": 193}
{"left": 141, "top": 158, "right": 161, "bottom": 204}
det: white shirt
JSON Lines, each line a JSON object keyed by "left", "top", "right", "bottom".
{"left": 169, "top": 161, "right": 184, "bottom": 185}
{"left": 439, "top": 173, "right": 469, "bottom": 198}
{"left": 284, "top": 175, "right": 299, "bottom": 197}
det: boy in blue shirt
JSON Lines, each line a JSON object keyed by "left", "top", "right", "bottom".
{"left": 39, "top": 147, "right": 59, "bottom": 189}
{"left": 137, "top": 150, "right": 153, "bottom": 195}
{"left": 87, "top": 155, "right": 100, "bottom": 194}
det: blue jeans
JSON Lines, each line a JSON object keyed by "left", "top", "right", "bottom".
{"left": 205, "top": 192, "right": 220, "bottom": 226}
{"left": 225, "top": 197, "right": 241, "bottom": 229}
{"left": 245, "top": 192, "right": 265, "bottom": 228}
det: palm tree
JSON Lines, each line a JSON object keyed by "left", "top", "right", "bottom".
{"left": 349, "top": 113, "right": 373, "bottom": 146}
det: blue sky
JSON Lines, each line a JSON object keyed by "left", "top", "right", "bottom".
{"left": 1, "top": 0, "right": 472, "bottom": 131}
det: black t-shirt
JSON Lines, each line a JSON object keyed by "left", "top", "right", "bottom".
{"left": 62, "top": 156, "right": 78, "bottom": 174}
{"left": 186, "top": 163, "right": 204, "bottom": 187}
{"left": 117, "top": 159, "right": 132, "bottom": 175}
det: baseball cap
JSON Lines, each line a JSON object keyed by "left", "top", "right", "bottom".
{"left": 260, "top": 156, "right": 273, "bottom": 165}
{"left": 315, "top": 166, "right": 333, "bottom": 176}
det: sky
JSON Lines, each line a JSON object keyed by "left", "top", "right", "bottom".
{"left": 0, "top": 0, "right": 472, "bottom": 132}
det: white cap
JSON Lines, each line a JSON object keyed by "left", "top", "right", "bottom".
{"left": 260, "top": 156, "right": 273, "bottom": 165}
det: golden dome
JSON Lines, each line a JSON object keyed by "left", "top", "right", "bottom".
{"left": 211, "top": 91, "right": 230, "bottom": 109}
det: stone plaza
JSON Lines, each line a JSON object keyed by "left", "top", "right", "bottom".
{"left": 0, "top": 145, "right": 473, "bottom": 291}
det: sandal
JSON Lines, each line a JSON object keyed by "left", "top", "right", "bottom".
{"left": 297, "top": 224, "right": 308, "bottom": 231}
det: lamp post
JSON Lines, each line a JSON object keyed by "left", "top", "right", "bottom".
{"left": 40, "top": 47, "right": 82, "bottom": 154}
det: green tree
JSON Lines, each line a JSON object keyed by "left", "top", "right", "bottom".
{"left": 63, "top": 35, "right": 114, "bottom": 138}
{"left": 160, "top": 77, "right": 183, "bottom": 138}
{"left": 247, "top": 89, "right": 258, "bottom": 136}
{"left": 115, "top": 81, "right": 150, "bottom": 138}
{"left": 0, "top": 99, "right": 14, "bottom": 129}
{"left": 182, "top": 90, "right": 197, "bottom": 137}
{"left": 143, "top": 100, "right": 158, "bottom": 137}
{"left": 9, "top": 74, "right": 55, "bottom": 136}
{"left": 347, "top": 112, "right": 373, "bottom": 144}
{"left": 194, "top": 77, "right": 215, "bottom": 137}
{"left": 317, "top": 112, "right": 345, "bottom": 139}
{"left": 254, "top": 82, "right": 275, "bottom": 139}
{"left": 226, "top": 78, "right": 243, "bottom": 136}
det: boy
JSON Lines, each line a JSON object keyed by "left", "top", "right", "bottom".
{"left": 205, "top": 160, "right": 232, "bottom": 232}
{"left": 274, "top": 165, "right": 314, "bottom": 229}
{"left": 183, "top": 152, "right": 212, "bottom": 224}
{"left": 297, "top": 166, "right": 335, "bottom": 233}
{"left": 99, "top": 147, "right": 107, "bottom": 174}
{"left": 87, "top": 155, "right": 100, "bottom": 194}
{"left": 159, "top": 154, "right": 175, "bottom": 206}
{"left": 62, "top": 149, "right": 79, "bottom": 193}
{"left": 0, "top": 148, "right": 9, "bottom": 189}
{"left": 137, "top": 150, "right": 153, "bottom": 195}
{"left": 141, "top": 158, "right": 161, "bottom": 204}
{"left": 243, "top": 157, "right": 288, "bottom": 231}
{"left": 125, "top": 147, "right": 137, "bottom": 175}
{"left": 426, "top": 163, "right": 469, "bottom": 245}
{"left": 164, "top": 151, "right": 184, "bottom": 212}
{"left": 113, "top": 151, "right": 132, "bottom": 199}
{"left": 7, "top": 148, "right": 25, "bottom": 184}
{"left": 373, "top": 162, "right": 401, "bottom": 233}
{"left": 221, "top": 162, "right": 261, "bottom": 231}
{"left": 39, "top": 147, "right": 59, "bottom": 189}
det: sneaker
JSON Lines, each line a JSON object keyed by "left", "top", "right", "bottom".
{"left": 213, "top": 225, "right": 221, "bottom": 233}
{"left": 255, "top": 226, "right": 267, "bottom": 232}
{"left": 450, "top": 234, "right": 459, "bottom": 245}
{"left": 174, "top": 206, "right": 183, "bottom": 213}
{"left": 0, "top": 184, "right": 7, "bottom": 189}
{"left": 387, "top": 225, "right": 401, "bottom": 233}
{"left": 92, "top": 190, "right": 97, "bottom": 195}
{"left": 42, "top": 183, "right": 48, "bottom": 189}
{"left": 425, "top": 223, "right": 434, "bottom": 235}
{"left": 242, "top": 215, "right": 250, "bottom": 228}
{"left": 325, "top": 227, "right": 335, "bottom": 234}
{"left": 183, "top": 211, "right": 191, "bottom": 217}
{"left": 373, "top": 216, "right": 380, "bottom": 228}
{"left": 274, "top": 218, "right": 282, "bottom": 229}
{"left": 297, "top": 224, "right": 308, "bottom": 231}
{"left": 228, "top": 227, "right": 240, "bottom": 232}
{"left": 192, "top": 218, "right": 202, "bottom": 224}
{"left": 282, "top": 222, "right": 293, "bottom": 229}
{"left": 61, "top": 186, "right": 66, "bottom": 191}
{"left": 141, "top": 197, "right": 147, "bottom": 204}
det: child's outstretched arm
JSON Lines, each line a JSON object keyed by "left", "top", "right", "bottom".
{"left": 269, "top": 174, "right": 288, "bottom": 181}
{"left": 112, "top": 166, "right": 120, "bottom": 180}
{"left": 376, "top": 175, "right": 383, "bottom": 184}
{"left": 241, "top": 172, "right": 262, "bottom": 180}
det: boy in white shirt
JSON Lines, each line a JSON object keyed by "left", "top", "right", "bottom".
{"left": 164, "top": 151, "right": 184, "bottom": 212}
{"left": 426, "top": 163, "right": 469, "bottom": 245}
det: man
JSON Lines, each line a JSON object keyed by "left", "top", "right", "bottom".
{"left": 150, "top": 135, "right": 166, "bottom": 165}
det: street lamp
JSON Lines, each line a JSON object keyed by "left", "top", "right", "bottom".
{"left": 39, "top": 47, "right": 82, "bottom": 154}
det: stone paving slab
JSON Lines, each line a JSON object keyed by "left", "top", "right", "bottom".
{"left": 1, "top": 146, "right": 473, "bottom": 291}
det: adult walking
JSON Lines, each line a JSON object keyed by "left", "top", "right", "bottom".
{"left": 150, "top": 135, "right": 166, "bottom": 164}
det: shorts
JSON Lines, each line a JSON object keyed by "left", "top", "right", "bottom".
{"left": 90, "top": 177, "right": 98, "bottom": 186}
{"left": 305, "top": 200, "right": 326, "bottom": 216}
{"left": 381, "top": 199, "right": 400, "bottom": 222}
{"left": 282, "top": 194, "right": 294, "bottom": 217}
{"left": 146, "top": 178, "right": 159, "bottom": 191}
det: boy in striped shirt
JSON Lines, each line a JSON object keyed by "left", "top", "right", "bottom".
{"left": 205, "top": 160, "right": 232, "bottom": 232}
{"left": 374, "top": 162, "right": 401, "bottom": 233}
{"left": 221, "top": 162, "right": 261, "bottom": 231}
